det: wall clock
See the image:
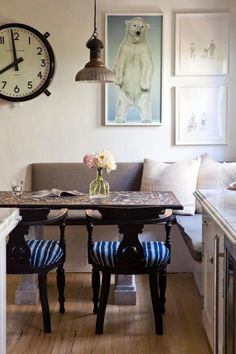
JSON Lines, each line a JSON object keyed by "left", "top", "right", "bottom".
{"left": 0, "top": 23, "right": 55, "bottom": 102}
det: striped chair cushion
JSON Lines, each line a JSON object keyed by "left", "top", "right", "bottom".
{"left": 27, "top": 240, "right": 63, "bottom": 268}
{"left": 90, "top": 241, "right": 169, "bottom": 268}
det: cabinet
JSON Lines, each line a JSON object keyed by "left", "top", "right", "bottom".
{"left": 0, "top": 209, "right": 21, "bottom": 354}
{"left": 202, "top": 210, "right": 224, "bottom": 354}
{"left": 194, "top": 189, "right": 236, "bottom": 354}
{"left": 195, "top": 189, "right": 236, "bottom": 354}
{"left": 224, "top": 236, "right": 236, "bottom": 354}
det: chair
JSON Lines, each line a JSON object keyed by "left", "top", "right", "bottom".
{"left": 86, "top": 206, "right": 172, "bottom": 335}
{"left": 7, "top": 207, "right": 68, "bottom": 333}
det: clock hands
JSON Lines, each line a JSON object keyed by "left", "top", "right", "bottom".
{"left": 0, "top": 30, "right": 23, "bottom": 76}
{"left": 0, "top": 57, "right": 24, "bottom": 75}
{"left": 0, "top": 23, "right": 55, "bottom": 101}
{"left": 10, "top": 29, "right": 19, "bottom": 71}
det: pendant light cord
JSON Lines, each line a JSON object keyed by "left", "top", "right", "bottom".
{"left": 92, "top": 0, "right": 98, "bottom": 38}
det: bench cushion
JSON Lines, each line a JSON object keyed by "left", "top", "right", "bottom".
{"left": 175, "top": 214, "right": 202, "bottom": 262}
{"left": 65, "top": 210, "right": 87, "bottom": 224}
{"left": 90, "top": 241, "right": 170, "bottom": 268}
{"left": 196, "top": 153, "right": 236, "bottom": 213}
{"left": 141, "top": 157, "right": 201, "bottom": 215}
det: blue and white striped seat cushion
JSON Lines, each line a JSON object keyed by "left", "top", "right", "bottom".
{"left": 27, "top": 240, "right": 63, "bottom": 268}
{"left": 90, "top": 241, "right": 169, "bottom": 268}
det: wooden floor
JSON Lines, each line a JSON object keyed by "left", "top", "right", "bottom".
{"left": 7, "top": 273, "right": 212, "bottom": 354}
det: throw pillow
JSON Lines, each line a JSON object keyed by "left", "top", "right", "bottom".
{"left": 196, "top": 153, "right": 236, "bottom": 212}
{"left": 141, "top": 157, "right": 201, "bottom": 215}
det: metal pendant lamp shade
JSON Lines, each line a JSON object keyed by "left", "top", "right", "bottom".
{"left": 75, "top": 0, "right": 114, "bottom": 83}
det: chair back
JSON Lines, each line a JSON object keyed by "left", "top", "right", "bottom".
{"left": 20, "top": 208, "right": 68, "bottom": 225}
{"left": 7, "top": 208, "right": 68, "bottom": 269}
{"left": 86, "top": 207, "right": 172, "bottom": 272}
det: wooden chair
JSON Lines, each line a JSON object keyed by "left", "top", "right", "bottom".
{"left": 86, "top": 206, "right": 172, "bottom": 335}
{"left": 7, "top": 208, "right": 68, "bottom": 333}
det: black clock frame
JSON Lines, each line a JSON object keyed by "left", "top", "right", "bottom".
{"left": 0, "top": 23, "right": 55, "bottom": 102}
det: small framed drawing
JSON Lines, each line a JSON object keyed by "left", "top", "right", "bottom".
{"left": 175, "top": 13, "right": 230, "bottom": 75}
{"left": 105, "top": 14, "right": 163, "bottom": 126}
{"left": 175, "top": 86, "right": 227, "bottom": 145}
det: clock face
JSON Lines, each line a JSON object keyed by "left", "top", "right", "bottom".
{"left": 0, "top": 23, "right": 55, "bottom": 102}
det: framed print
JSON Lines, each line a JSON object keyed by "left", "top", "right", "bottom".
{"left": 175, "top": 86, "right": 227, "bottom": 145}
{"left": 175, "top": 13, "right": 229, "bottom": 75}
{"left": 105, "top": 14, "right": 163, "bottom": 126}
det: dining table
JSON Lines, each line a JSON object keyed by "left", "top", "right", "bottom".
{"left": 0, "top": 190, "right": 183, "bottom": 304}
{"left": 0, "top": 190, "right": 183, "bottom": 354}
{"left": 0, "top": 190, "right": 183, "bottom": 210}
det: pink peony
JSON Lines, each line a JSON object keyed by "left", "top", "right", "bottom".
{"left": 83, "top": 150, "right": 116, "bottom": 173}
{"left": 83, "top": 154, "right": 96, "bottom": 168}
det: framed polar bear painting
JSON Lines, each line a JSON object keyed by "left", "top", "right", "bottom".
{"left": 105, "top": 14, "right": 163, "bottom": 126}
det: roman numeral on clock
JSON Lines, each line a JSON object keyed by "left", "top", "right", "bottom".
{"left": 0, "top": 36, "right": 4, "bottom": 44}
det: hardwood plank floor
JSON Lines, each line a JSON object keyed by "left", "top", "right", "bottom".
{"left": 7, "top": 273, "right": 212, "bottom": 354}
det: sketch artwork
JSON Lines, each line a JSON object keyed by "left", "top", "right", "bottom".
{"left": 187, "top": 112, "right": 207, "bottom": 133}
{"left": 187, "top": 113, "right": 197, "bottom": 132}
{"left": 190, "top": 42, "right": 196, "bottom": 58}
{"left": 189, "top": 40, "right": 216, "bottom": 61}
{"left": 113, "top": 17, "right": 154, "bottom": 123}
{"left": 175, "top": 13, "right": 229, "bottom": 75}
{"left": 175, "top": 86, "right": 227, "bottom": 145}
{"left": 201, "top": 113, "right": 207, "bottom": 130}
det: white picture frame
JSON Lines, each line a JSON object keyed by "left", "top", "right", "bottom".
{"left": 105, "top": 13, "right": 163, "bottom": 126}
{"left": 175, "top": 13, "right": 230, "bottom": 76}
{"left": 175, "top": 86, "right": 227, "bottom": 145}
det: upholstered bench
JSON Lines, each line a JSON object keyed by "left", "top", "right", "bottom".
{"left": 29, "top": 153, "right": 236, "bottom": 269}
{"left": 175, "top": 215, "right": 202, "bottom": 262}
{"left": 14, "top": 154, "right": 234, "bottom": 305}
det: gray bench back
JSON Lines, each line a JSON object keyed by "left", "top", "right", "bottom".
{"left": 31, "top": 162, "right": 143, "bottom": 193}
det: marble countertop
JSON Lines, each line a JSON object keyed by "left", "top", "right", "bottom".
{"left": 0, "top": 208, "right": 21, "bottom": 242}
{"left": 194, "top": 189, "right": 236, "bottom": 244}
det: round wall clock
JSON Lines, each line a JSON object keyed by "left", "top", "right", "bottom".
{"left": 0, "top": 23, "right": 55, "bottom": 102}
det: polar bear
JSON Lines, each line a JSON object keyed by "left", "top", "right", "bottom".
{"left": 113, "top": 17, "right": 154, "bottom": 123}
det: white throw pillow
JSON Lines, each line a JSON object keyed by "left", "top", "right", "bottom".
{"left": 196, "top": 153, "right": 236, "bottom": 212}
{"left": 141, "top": 157, "right": 201, "bottom": 215}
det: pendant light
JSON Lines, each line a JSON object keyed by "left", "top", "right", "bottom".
{"left": 75, "top": 0, "right": 115, "bottom": 83}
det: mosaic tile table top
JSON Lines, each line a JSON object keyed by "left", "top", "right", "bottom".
{"left": 0, "top": 191, "right": 183, "bottom": 210}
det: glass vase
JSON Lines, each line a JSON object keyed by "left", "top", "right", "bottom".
{"left": 89, "top": 168, "right": 110, "bottom": 197}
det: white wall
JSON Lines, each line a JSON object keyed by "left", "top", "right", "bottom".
{"left": 0, "top": 0, "right": 234, "bottom": 189}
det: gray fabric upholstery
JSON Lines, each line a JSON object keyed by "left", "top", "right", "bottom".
{"left": 31, "top": 162, "right": 143, "bottom": 193}
{"left": 175, "top": 214, "right": 202, "bottom": 262}
{"left": 64, "top": 210, "right": 87, "bottom": 224}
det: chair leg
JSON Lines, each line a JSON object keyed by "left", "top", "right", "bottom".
{"left": 57, "top": 264, "right": 65, "bottom": 314}
{"left": 159, "top": 269, "right": 167, "bottom": 314}
{"left": 38, "top": 273, "right": 51, "bottom": 333}
{"left": 96, "top": 272, "right": 111, "bottom": 335}
{"left": 149, "top": 272, "right": 163, "bottom": 335}
{"left": 92, "top": 268, "right": 100, "bottom": 314}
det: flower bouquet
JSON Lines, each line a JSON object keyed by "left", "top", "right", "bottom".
{"left": 83, "top": 150, "right": 116, "bottom": 196}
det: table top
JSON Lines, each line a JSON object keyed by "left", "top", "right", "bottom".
{"left": 0, "top": 191, "right": 183, "bottom": 210}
